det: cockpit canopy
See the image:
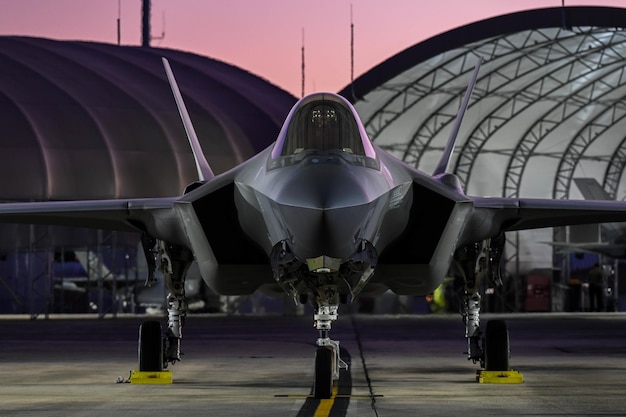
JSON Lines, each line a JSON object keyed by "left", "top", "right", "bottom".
{"left": 270, "top": 93, "right": 377, "bottom": 168}
{"left": 281, "top": 100, "right": 364, "bottom": 156}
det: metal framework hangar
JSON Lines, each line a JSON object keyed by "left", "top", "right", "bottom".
{"left": 340, "top": 6, "right": 626, "bottom": 302}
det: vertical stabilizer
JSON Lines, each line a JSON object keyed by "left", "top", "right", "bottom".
{"left": 432, "top": 57, "right": 483, "bottom": 176}
{"left": 162, "top": 57, "right": 214, "bottom": 181}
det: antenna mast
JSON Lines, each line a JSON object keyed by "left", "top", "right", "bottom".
{"left": 117, "top": 0, "right": 121, "bottom": 45}
{"left": 301, "top": 28, "right": 305, "bottom": 98}
{"left": 350, "top": 4, "right": 355, "bottom": 101}
{"left": 141, "top": 0, "right": 150, "bottom": 47}
{"left": 141, "top": 0, "right": 165, "bottom": 47}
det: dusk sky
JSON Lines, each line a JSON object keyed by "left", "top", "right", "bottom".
{"left": 0, "top": 0, "right": 624, "bottom": 97}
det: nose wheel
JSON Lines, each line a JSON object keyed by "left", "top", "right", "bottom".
{"left": 314, "top": 347, "right": 334, "bottom": 399}
{"left": 312, "top": 302, "right": 348, "bottom": 399}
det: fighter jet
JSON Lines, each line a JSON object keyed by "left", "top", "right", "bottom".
{"left": 3, "top": 58, "right": 626, "bottom": 397}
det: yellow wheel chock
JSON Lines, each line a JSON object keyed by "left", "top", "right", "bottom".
{"left": 129, "top": 370, "right": 173, "bottom": 384}
{"left": 476, "top": 369, "right": 524, "bottom": 384}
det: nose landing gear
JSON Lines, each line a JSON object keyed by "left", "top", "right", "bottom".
{"left": 313, "top": 297, "right": 348, "bottom": 398}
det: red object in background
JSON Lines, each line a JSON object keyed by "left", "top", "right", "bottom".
{"left": 525, "top": 274, "right": 551, "bottom": 312}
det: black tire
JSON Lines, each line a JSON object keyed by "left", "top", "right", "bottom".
{"left": 138, "top": 321, "right": 163, "bottom": 372}
{"left": 314, "top": 347, "right": 333, "bottom": 399}
{"left": 484, "top": 319, "right": 510, "bottom": 371}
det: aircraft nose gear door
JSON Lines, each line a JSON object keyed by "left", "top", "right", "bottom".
{"left": 312, "top": 287, "right": 348, "bottom": 399}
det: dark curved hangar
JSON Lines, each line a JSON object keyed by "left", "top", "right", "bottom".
{"left": 0, "top": 36, "right": 296, "bottom": 252}
{"left": 0, "top": 36, "right": 297, "bottom": 315}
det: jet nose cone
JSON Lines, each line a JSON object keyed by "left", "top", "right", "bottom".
{"left": 274, "top": 164, "right": 377, "bottom": 260}
{"left": 279, "top": 203, "right": 371, "bottom": 260}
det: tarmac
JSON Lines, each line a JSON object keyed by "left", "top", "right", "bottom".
{"left": 1, "top": 311, "right": 626, "bottom": 416}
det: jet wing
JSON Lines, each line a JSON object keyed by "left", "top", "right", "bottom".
{"left": 572, "top": 177, "right": 626, "bottom": 237}
{"left": 0, "top": 197, "right": 187, "bottom": 245}
{"left": 469, "top": 196, "right": 626, "bottom": 240}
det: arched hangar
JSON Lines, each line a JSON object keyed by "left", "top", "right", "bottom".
{"left": 341, "top": 6, "right": 626, "bottom": 291}
{"left": 0, "top": 36, "right": 297, "bottom": 201}
{"left": 0, "top": 36, "right": 297, "bottom": 248}
{"left": 0, "top": 37, "right": 297, "bottom": 314}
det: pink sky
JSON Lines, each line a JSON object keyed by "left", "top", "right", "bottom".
{"left": 0, "top": 0, "right": 624, "bottom": 97}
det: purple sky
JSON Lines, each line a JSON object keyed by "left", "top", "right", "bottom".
{"left": 0, "top": 0, "right": 623, "bottom": 97}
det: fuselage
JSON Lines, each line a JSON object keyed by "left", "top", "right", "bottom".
{"left": 239, "top": 151, "right": 406, "bottom": 260}
{"left": 180, "top": 92, "right": 473, "bottom": 298}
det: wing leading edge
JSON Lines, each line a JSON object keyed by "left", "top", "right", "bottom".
{"left": 0, "top": 197, "right": 187, "bottom": 244}
{"left": 468, "top": 196, "right": 626, "bottom": 242}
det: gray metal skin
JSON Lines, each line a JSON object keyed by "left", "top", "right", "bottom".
{"left": 5, "top": 68, "right": 626, "bottom": 384}
{"left": 179, "top": 92, "right": 465, "bottom": 299}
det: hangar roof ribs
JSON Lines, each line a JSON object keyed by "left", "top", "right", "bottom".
{"left": 0, "top": 36, "right": 296, "bottom": 201}
{"left": 342, "top": 6, "right": 626, "bottom": 202}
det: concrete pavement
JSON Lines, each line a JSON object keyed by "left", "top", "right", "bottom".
{"left": 0, "top": 312, "right": 625, "bottom": 416}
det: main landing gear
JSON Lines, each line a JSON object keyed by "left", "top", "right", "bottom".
{"left": 483, "top": 319, "right": 510, "bottom": 371}
{"left": 137, "top": 239, "right": 193, "bottom": 375}
{"left": 457, "top": 236, "right": 513, "bottom": 374}
{"left": 128, "top": 320, "right": 173, "bottom": 384}
{"left": 138, "top": 320, "right": 164, "bottom": 371}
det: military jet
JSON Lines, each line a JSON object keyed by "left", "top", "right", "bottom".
{"left": 2, "top": 58, "right": 626, "bottom": 398}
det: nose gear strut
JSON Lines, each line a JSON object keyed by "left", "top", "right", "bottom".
{"left": 312, "top": 285, "right": 348, "bottom": 399}
{"left": 315, "top": 304, "right": 348, "bottom": 379}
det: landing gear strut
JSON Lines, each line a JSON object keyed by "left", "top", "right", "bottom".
{"left": 457, "top": 235, "right": 508, "bottom": 371}
{"left": 138, "top": 239, "right": 193, "bottom": 370}
{"left": 312, "top": 286, "right": 348, "bottom": 399}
